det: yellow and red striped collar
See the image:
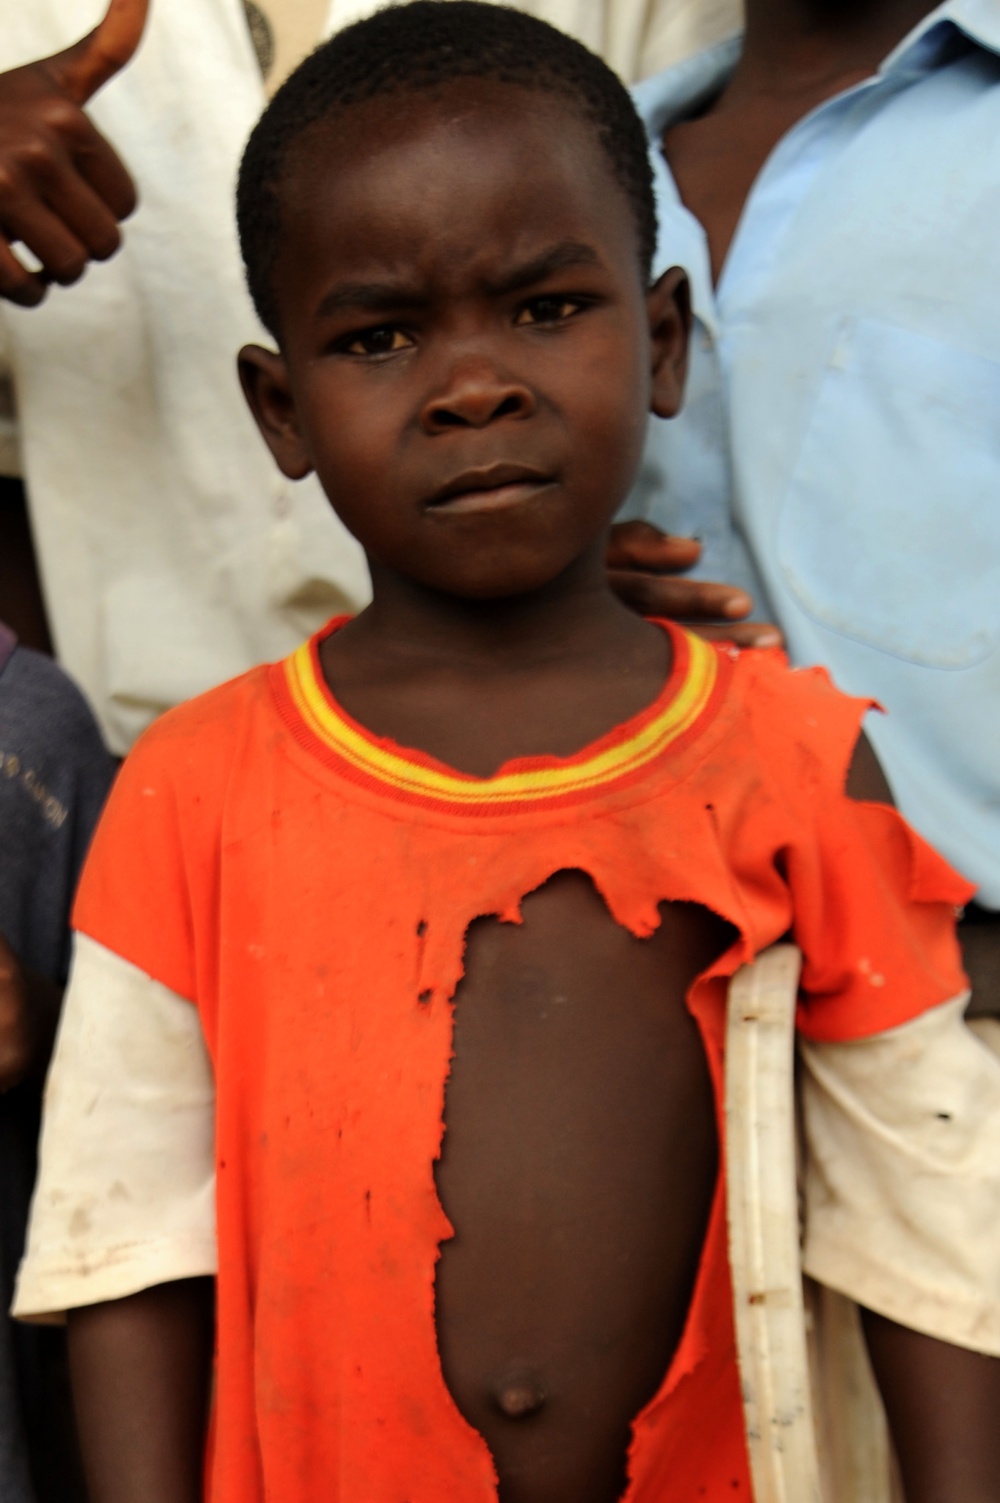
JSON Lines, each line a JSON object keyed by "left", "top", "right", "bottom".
{"left": 275, "top": 618, "right": 724, "bottom": 813}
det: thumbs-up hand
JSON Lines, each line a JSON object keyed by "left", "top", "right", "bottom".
{"left": 0, "top": 0, "right": 150, "bottom": 307}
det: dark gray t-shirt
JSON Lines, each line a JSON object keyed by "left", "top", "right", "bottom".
{"left": 0, "top": 627, "right": 116, "bottom": 1503}
{"left": 0, "top": 633, "right": 117, "bottom": 982}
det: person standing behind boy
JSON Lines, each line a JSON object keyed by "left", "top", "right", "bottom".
{"left": 0, "top": 619, "right": 114, "bottom": 1502}
{"left": 620, "top": 0, "right": 1000, "bottom": 1003}
{"left": 14, "top": 9, "right": 1000, "bottom": 1502}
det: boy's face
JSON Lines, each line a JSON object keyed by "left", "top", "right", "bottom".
{"left": 240, "top": 81, "right": 689, "bottom": 600}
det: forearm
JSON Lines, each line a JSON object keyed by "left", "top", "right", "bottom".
{"left": 21, "top": 964, "right": 63, "bottom": 1075}
{"left": 0, "top": 935, "right": 61, "bottom": 1089}
{"left": 68, "top": 1278, "right": 214, "bottom": 1503}
{"left": 862, "top": 1307, "right": 1000, "bottom": 1503}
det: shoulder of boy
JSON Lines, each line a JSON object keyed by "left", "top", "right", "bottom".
{"left": 727, "top": 643, "right": 873, "bottom": 799}
{"left": 70, "top": 666, "right": 270, "bottom": 994}
{"left": 110, "top": 659, "right": 275, "bottom": 817}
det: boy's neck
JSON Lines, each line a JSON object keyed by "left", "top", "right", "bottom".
{"left": 318, "top": 545, "right": 672, "bottom": 779}
{"left": 729, "top": 0, "right": 938, "bottom": 100}
{"left": 353, "top": 550, "right": 641, "bottom": 676}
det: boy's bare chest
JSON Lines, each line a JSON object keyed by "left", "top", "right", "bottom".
{"left": 434, "top": 871, "right": 729, "bottom": 1503}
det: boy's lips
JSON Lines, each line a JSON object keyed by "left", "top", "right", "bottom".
{"left": 426, "top": 463, "right": 555, "bottom": 515}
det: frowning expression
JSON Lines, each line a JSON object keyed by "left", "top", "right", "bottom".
{"left": 240, "top": 80, "right": 687, "bottom": 600}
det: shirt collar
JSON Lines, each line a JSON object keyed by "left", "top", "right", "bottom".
{"left": 882, "top": 0, "right": 1000, "bottom": 74}
{"left": 633, "top": 36, "right": 739, "bottom": 141}
{"left": 633, "top": 40, "right": 739, "bottom": 323}
{"left": 634, "top": 0, "right": 1000, "bottom": 138}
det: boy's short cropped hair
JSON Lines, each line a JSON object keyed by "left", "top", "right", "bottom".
{"left": 236, "top": 0, "right": 658, "bottom": 334}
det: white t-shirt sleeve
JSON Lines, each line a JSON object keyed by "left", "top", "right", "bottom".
{"left": 801, "top": 993, "right": 1000, "bottom": 1355}
{"left": 13, "top": 934, "right": 217, "bottom": 1322}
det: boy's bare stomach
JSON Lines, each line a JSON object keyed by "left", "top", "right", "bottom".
{"left": 435, "top": 871, "right": 728, "bottom": 1503}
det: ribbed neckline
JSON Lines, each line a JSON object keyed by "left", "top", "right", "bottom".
{"left": 272, "top": 617, "right": 726, "bottom": 815}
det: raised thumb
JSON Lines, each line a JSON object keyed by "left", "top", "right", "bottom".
{"left": 47, "top": 0, "right": 151, "bottom": 106}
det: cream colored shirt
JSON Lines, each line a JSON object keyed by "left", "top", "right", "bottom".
{"left": 0, "top": 1, "right": 370, "bottom": 754}
{"left": 15, "top": 933, "right": 1000, "bottom": 1365}
{"left": 257, "top": 0, "right": 742, "bottom": 95}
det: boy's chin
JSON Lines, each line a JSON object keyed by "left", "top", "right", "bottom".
{"left": 410, "top": 556, "right": 585, "bottom": 603}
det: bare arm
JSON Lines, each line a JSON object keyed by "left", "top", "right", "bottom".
{"left": 67, "top": 1278, "right": 214, "bottom": 1503}
{"left": 0, "top": 930, "right": 62, "bottom": 1089}
{"left": 842, "top": 727, "right": 1000, "bottom": 1020}
{"left": 863, "top": 1311, "right": 1000, "bottom": 1503}
{"left": 960, "top": 907, "right": 1000, "bottom": 1020}
{"left": 845, "top": 737, "right": 1000, "bottom": 1495}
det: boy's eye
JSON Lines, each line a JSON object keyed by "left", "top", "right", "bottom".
{"left": 343, "top": 326, "right": 413, "bottom": 356}
{"left": 514, "top": 295, "right": 585, "bottom": 327}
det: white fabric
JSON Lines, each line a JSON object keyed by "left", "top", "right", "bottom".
{"left": 320, "top": 0, "right": 742, "bottom": 86}
{"left": 801, "top": 994, "right": 1000, "bottom": 1356}
{"left": 16, "top": 937, "right": 1000, "bottom": 1359}
{"left": 13, "top": 934, "right": 217, "bottom": 1321}
{"left": 0, "top": 0, "right": 370, "bottom": 754}
{"left": 0, "top": 0, "right": 739, "bottom": 754}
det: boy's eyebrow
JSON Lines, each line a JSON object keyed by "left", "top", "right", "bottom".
{"left": 316, "top": 282, "right": 431, "bottom": 318}
{"left": 314, "top": 242, "right": 603, "bottom": 319}
{"left": 483, "top": 241, "right": 602, "bottom": 296}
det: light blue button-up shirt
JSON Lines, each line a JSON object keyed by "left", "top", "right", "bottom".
{"left": 628, "top": 0, "right": 1000, "bottom": 905}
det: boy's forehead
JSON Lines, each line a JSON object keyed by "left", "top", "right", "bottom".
{"left": 275, "top": 80, "right": 636, "bottom": 277}
{"left": 284, "top": 76, "right": 599, "bottom": 178}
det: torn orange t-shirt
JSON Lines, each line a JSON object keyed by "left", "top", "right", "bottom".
{"left": 72, "top": 619, "right": 971, "bottom": 1503}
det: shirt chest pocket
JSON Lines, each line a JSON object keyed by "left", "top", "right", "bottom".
{"left": 776, "top": 317, "right": 1000, "bottom": 669}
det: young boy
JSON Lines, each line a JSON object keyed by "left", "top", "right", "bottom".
{"left": 13, "top": 6, "right": 1000, "bottom": 1501}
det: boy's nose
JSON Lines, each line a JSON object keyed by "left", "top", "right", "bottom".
{"left": 422, "top": 359, "right": 536, "bottom": 432}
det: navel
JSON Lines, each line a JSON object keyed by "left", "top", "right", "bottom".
{"left": 491, "top": 1368, "right": 547, "bottom": 1420}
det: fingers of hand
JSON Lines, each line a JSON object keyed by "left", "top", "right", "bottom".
{"left": 75, "top": 137, "right": 137, "bottom": 222}
{"left": 0, "top": 17, "right": 136, "bottom": 313}
{"left": 607, "top": 567, "right": 783, "bottom": 646}
{"left": 0, "top": 238, "right": 48, "bottom": 305}
{"left": 54, "top": 0, "right": 151, "bottom": 107}
{"left": 689, "top": 622, "right": 784, "bottom": 649}
{"left": 35, "top": 158, "right": 127, "bottom": 260}
{"left": 0, "top": 201, "right": 90, "bottom": 288}
{"left": 606, "top": 519, "right": 702, "bottom": 574}
{"left": 15, "top": 92, "right": 139, "bottom": 224}
{"left": 608, "top": 567, "right": 754, "bottom": 623}
{"left": 0, "top": 102, "right": 135, "bottom": 298}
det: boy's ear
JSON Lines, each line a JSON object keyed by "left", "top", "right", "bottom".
{"left": 237, "top": 344, "right": 313, "bottom": 481}
{"left": 647, "top": 266, "right": 691, "bottom": 420}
